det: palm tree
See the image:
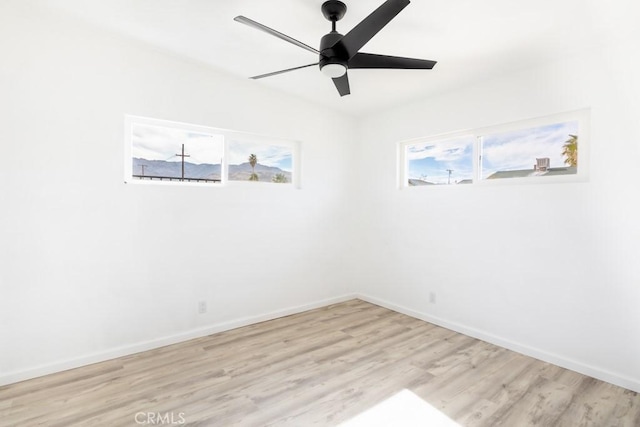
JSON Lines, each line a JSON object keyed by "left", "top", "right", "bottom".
{"left": 272, "top": 173, "right": 288, "bottom": 183}
{"left": 248, "top": 153, "right": 259, "bottom": 181}
{"left": 562, "top": 134, "right": 578, "bottom": 167}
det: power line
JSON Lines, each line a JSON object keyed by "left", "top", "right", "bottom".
{"left": 446, "top": 169, "right": 454, "bottom": 185}
{"left": 175, "top": 144, "right": 191, "bottom": 181}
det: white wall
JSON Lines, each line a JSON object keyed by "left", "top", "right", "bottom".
{"left": 356, "top": 43, "right": 640, "bottom": 391}
{"left": 0, "top": 2, "right": 358, "bottom": 384}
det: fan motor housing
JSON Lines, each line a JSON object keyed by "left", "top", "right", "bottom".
{"left": 319, "top": 31, "right": 348, "bottom": 71}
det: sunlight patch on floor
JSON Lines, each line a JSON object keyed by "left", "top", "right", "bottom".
{"left": 338, "top": 389, "right": 461, "bottom": 427}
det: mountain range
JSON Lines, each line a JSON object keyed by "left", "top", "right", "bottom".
{"left": 132, "top": 158, "right": 291, "bottom": 183}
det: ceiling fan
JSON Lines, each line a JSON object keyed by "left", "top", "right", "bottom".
{"left": 234, "top": 0, "right": 437, "bottom": 96}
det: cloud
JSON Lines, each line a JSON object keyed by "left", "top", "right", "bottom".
{"left": 407, "top": 136, "right": 475, "bottom": 161}
{"left": 132, "top": 123, "right": 224, "bottom": 164}
{"left": 481, "top": 121, "right": 578, "bottom": 176}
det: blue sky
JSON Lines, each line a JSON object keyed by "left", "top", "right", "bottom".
{"left": 407, "top": 136, "right": 475, "bottom": 184}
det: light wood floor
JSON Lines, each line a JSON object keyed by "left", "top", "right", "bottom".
{"left": 1, "top": 299, "right": 639, "bottom": 426}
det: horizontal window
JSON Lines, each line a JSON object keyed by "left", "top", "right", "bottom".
{"left": 124, "top": 116, "right": 299, "bottom": 187}
{"left": 400, "top": 109, "right": 588, "bottom": 187}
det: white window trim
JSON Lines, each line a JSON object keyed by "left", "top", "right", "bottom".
{"left": 398, "top": 109, "right": 590, "bottom": 189}
{"left": 124, "top": 115, "right": 301, "bottom": 189}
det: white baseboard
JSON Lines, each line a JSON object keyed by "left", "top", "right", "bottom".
{"left": 4, "top": 292, "right": 638, "bottom": 394}
{"left": 0, "top": 293, "right": 357, "bottom": 387}
{"left": 356, "top": 293, "right": 640, "bottom": 394}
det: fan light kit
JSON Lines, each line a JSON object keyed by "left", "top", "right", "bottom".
{"left": 321, "top": 63, "right": 347, "bottom": 78}
{"left": 235, "top": 0, "right": 437, "bottom": 96}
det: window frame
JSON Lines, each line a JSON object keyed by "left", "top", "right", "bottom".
{"left": 124, "top": 115, "right": 301, "bottom": 188}
{"left": 398, "top": 109, "right": 590, "bottom": 189}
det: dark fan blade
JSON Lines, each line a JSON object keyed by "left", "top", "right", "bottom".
{"left": 333, "top": 0, "right": 410, "bottom": 59}
{"left": 349, "top": 53, "right": 436, "bottom": 69}
{"left": 234, "top": 16, "right": 320, "bottom": 55}
{"left": 250, "top": 63, "right": 319, "bottom": 80}
{"left": 332, "top": 73, "right": 350, "bottom": 97}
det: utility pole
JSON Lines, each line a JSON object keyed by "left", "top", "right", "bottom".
{"left": 140, "top": 165, "right": 147, "bottom": 176}
{"left": 175, "top": 144, "right": 190, "bottom": 181}
{"left": 446, "top": 169, "right": 454, "bottom": 185}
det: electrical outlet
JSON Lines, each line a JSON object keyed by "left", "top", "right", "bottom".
{"left": 198, "top": 301, "right": 207, "bottom": 314}
{"left": 429, "top": 292, "right": 436, "bottom": 304}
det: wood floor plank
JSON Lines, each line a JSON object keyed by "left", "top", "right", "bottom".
{"left": 454, "top": 398, "right": 499, "bottom": 427}
{"left": 1, "top": 299, "right": 638, "bottom": 426}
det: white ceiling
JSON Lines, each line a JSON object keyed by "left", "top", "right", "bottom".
{"left": 35, "top": 0, "right": 638, "bottom": 117}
